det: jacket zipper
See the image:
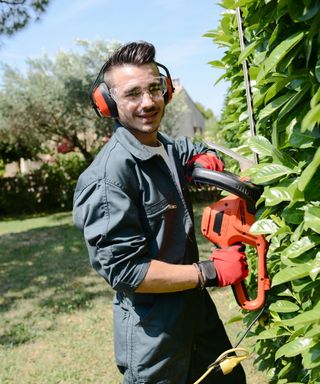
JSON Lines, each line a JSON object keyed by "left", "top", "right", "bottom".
{"left": 146, "top": 203, "right": 177, "bottom": 218}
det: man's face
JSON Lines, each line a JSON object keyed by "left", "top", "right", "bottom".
{"left": 107, "top": 63, "right": 166, "bottom": 144}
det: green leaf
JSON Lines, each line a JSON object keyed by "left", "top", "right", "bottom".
{"left": 238, "top": 39, "right": 261, "bottom": 64}
{"left": 250, "top": 218, "right": 279, "bottom": 234}
{"left": 259, "top": 94, "right": 289, "bottom": 120}
{"left": 289, "top": 122, "right": 319, "bottom": 148}
{"left": 256, "top": 327, "right": 291, "bottom": 340}
{"left": 291, "top": 278, "right": 320, "bottom": 293}
{"left": 278, "top": 84, "right": 311, "bottom": 121}
{"left": 301, "top": 104, "right": 320, "bottom": 132}
{"left": 264, "top": 77, "right": 290, "bottom": 104}
{"left": 262, "top": 186, "right": 291, "bottom": 206}
{"left": 262, "top": 180, "right": 303, "bottom": 207}
{"left": 298, "top": 147, "right": 320, "bottom": 190}
{"left": 305, "top": 324, "right": 320, "bottom": 338}
{"left": 243, "top": 163, "right": 296, "bottom": 184}
{"left": 275, "top": 337, "right": 317, "bottom": 359}
{"left": 303, "top": 204, "right": 320, "bottom": 234}
{"left": 282, "top": 236, "right": 320, "bottom": 259}
{"left": 310, "top": 252, "right": 320, "bottom": 281}
{"left": 316, "top": 52, "right": 320, "bottom": 83}
{"left": 272, "top": 263, "right": 313, "bottom": 286}
{"left": 269, "top": 300, "right": 300, "bottom": 313}
{"left": 311, "top": 87, "right": 320, "bottom": 109}
{"left": 288, "top": 0, "right": 320, "bottom": 22}
{"left": 302, "top": 343, "right": 320, "bottom": 369}
{"left": 283, "top": 302, "right": 320, "bottom": 326}
{"left": 256, "top": 31, "right": 305, "bottom": 84}
{"left": 282, "top": 204, "right": 304, "bottom": 224}
{"left": 247, "top": 135, "right": 273, "bottom": 156}
{"left": 224, "top": 315, "right": 243, "bottom": 325}
{"left": 208, "top": 60, "right": 226, "bottom": 69}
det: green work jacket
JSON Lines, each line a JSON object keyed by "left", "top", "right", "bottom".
{"left": 73, "top": 127, "right": 213, "bottom": 383}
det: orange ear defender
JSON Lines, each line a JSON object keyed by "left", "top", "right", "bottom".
{"left": 89, "top": 61, "right": 175, "bottom": 118}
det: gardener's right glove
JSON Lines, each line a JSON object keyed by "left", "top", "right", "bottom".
{"left": 186, "top": 152, "right": 224, "bottom": 183}
{"left": 194, "top": 245, "right": 248, "bottom": 288}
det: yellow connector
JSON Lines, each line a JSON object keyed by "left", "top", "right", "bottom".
{"left": 219, "top": 349, "right": 249, "bottom": 375}
{"left": 193, "top": 348, "right": 249, "bottom": 384}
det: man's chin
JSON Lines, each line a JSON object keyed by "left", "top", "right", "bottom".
{"left": 131, "top": 124, "right": 159, "bottom": 135}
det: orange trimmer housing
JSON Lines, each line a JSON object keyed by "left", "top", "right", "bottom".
{"left": 192, "top": 168, "right": 271, "bottom": 311}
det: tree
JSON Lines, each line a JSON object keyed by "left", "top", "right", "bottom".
{"left": 161, "top": 91, "right": 189, "bottom": 137}
{"left": 195, "top": 101, "right": 214, "bottom": 120}
{"left": 206, "top": 1, "right": 320, "bottom": 383}
{"left": 0, "top": 0, "right": 50, "bottom": 42}
{"left": 0, "top": 39, "right": 121, "bottom": 164}
{"left": 0, "top": 39, "right": 191, "bottom": 165}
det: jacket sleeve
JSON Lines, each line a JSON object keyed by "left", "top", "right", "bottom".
{"left": 73, "top": 176, "right": 150, "bottom": 295}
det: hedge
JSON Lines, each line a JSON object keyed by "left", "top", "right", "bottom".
{"left": 205, "top": 0, "right": 320, "bottom": 383}
{"left": 0, "top": 154, "right": 87, "bottom": 216}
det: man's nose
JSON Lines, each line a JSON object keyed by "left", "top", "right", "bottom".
{"left": 140, "top": 90, "right": 155, "bottom": 106}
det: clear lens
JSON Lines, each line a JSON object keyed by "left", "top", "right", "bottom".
{"left": 110, "top": 76, "right": 167, "bottom": 104}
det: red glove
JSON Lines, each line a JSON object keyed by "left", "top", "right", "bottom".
{"left": 186, "top": 152, "right": 224, "bottom": 182}
{"left": 189, "top": 152, "right": 224, "bottom": 171}
{"left": 210, "top": 245, "right": 249, "bottom": 287}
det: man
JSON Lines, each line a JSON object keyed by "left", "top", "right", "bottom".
{"left": 73, "top": 41, "right": 247, "bottom": 384}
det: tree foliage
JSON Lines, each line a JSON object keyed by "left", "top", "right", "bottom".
{"left": 0, "top": 0, "right": 50, "bottom": 41}
{"left": 0, "top": 40, "right": 121, "bottom": 163}
{"left": 0, "top": 39, "right": 191, "bottom": 165}
{"left": 195, "top": 101, "right": 214, "bottom": 120}
{"left": 206, "top": 1, "right": 320, "bottom": 382}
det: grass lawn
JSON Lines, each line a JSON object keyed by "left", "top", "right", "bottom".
{"left": 0, "top": 204, "right": 268, "bottom": 384}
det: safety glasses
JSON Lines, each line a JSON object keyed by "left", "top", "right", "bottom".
{"left": 109, "top": 76, "right": 167, "bottom": 105}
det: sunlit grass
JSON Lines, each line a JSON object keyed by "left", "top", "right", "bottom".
{"left": 0, "top": 204, "right": 267, "bottom": 383}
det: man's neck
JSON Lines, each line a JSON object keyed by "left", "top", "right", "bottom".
{"left": 127, "top": 128, "right": 159, "bottom": 147}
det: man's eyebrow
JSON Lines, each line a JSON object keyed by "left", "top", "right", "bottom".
{"left": 123, "top": 85, "right": 140, "bottom": 94}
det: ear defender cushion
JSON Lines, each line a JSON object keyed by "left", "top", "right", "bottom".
{"left": 164, "top": 76, "right": 173, "bottom": 104}
{"left": 92, "top": 83, "right": 118, "bottom": 118}
{"left": 156, "top": 62, "right": 174, "bottom": 105}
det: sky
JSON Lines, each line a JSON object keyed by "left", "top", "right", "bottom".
{"left": 0, "top": 0, "right": 229, "bottom": 115}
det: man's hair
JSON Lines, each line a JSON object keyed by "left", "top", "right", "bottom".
{"left": 104, "top": 41, "right": 156, "bottom": 74}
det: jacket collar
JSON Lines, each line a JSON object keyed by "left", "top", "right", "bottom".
{"left": 114, "top": 126, "right": 173, "bottom": 161}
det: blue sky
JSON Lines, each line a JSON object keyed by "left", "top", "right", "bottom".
{"left": 0, "top": 0, "right": 229, "bottom": 115}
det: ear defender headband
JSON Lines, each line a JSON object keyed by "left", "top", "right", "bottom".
{"left": 89, "top": 61, "right": 175, "bottom": 118}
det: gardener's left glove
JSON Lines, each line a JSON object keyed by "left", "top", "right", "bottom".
{"left": 195, "top": 245, "right": 248, "bottom": 289}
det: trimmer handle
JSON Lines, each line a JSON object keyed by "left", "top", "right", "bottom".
{"left": 201, "top": 193, "right": 271, "bottom": 311}
{"left": 192, "top": 168, "right": 262, "bottom": 213}
{"left": 232, "top": 234, "right": 270, "bottom": 310}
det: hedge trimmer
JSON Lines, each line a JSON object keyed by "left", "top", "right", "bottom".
{"left": 192, "top": 163, "right": 271, "bottom": 311}
{"left": 192, "top": 6, "right": 271, "bottom": 311}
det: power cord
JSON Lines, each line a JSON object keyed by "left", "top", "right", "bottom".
{"left": 193, "top": 305, "right": 267, "bottom": 384}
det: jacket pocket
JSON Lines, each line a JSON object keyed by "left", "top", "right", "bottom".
{"left": 112, "top": 295, "right": 130, "bottom": 369}
{"left": 143, "top": 199, "right": 177, "bottom": 237}
{"left": 144, "top": 199, "right": 177, "bottom": 218}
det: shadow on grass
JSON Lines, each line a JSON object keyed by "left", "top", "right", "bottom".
{"left": 0, "top": 203, "right": 210, "bottom": 348}
{"left": 0, "top": 223, "right": 113, "bottom": 314}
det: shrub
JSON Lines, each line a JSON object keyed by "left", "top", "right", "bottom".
{"left": 0, "top": 153, "right": 87, "bottom": 216}
{"left": 206, "top": 1, "right": 320, "bottom": 383}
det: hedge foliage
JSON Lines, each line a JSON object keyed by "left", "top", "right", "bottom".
{"left": 206, "top": 0, "right": 320, "bottom": 383}
{"left": 0, "top": 154, "right": 87, "bottom": 216}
